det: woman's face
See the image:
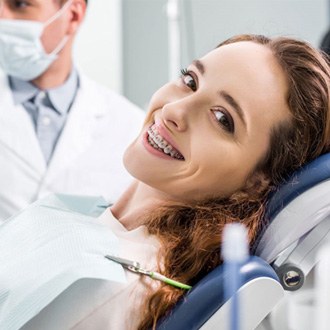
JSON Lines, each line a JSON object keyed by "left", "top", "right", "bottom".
{"left": 124, "top": 41, "right": 291, "bottom": 201}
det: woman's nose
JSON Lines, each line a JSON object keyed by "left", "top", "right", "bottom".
{"left": 162, "top": 101, "right": 190, "bottom": 132}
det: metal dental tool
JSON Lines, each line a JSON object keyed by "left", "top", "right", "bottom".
{"left": 105, "top": 255, "right": 192, "bottom": 290}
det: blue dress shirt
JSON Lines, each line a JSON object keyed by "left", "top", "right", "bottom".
{"left": 9, "top": 70, "right": 79, "bottom": 164}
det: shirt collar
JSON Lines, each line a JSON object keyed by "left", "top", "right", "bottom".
{"left": 47, "top": 69, "right": 79, "bottom": 115}
{"left": 9, "top": 76, "right": 39, "bottom": 106}
{"left": 9, "top": 68, "right": 79, "bottom": 115}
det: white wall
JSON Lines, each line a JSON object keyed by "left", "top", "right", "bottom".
{"left": 73, "top": 0, "right": 123, "bottom": 93}
{"left": 72, "top": 0, "right": 330, "bottom": 108}
{"left": 122, "top": 0, "right": 330, "bottom": 109}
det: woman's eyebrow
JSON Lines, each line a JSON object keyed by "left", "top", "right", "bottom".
{"left": 219, "top": 91, "right": 247, "bottom": 127}
{"left": 192, "top": 59, "right": 246, "bottom": 128}
{"left": 192, "top": 59, "right": 205, "bottom": 74}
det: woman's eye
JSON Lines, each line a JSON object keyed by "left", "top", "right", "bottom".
{"left": 213, "top": 108, "right": 235, "bottom": 133}
{"left": 12, "top": 0, "right": 29, "bottom": 8}
{"left": 180, "top": 68, "right": 197, "bottom": 92}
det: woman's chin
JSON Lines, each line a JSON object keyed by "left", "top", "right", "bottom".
{"left": 122, "top": 139, "right": 147, "bottom": 180}
{"left": 122, "top": 143, "right": 135, "bottom": 176}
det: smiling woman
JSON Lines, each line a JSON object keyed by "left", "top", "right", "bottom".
{"left": 120, "top": 34, "right": 330, "bottom": 329}
{"left": 0, "top": 34, "right": 330, "bottom": 330}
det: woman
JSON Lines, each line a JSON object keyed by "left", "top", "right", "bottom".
{"left": 1, "top": 34, "right": 330, "bottom": 330}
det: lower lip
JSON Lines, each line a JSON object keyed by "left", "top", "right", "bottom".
{"left": 142, "top": 130, "right": 177, "bottom": 161}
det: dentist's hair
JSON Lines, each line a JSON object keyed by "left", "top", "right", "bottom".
{"left": 138, "top": 35, "right": 330, "bottom": 330}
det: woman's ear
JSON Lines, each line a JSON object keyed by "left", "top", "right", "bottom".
{"left": 66, "top": 0, "right": 86, "bottom": 35}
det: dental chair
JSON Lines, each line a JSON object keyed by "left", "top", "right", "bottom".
{"left": 157, "top": 152, "right": 330, "bottom": 330}
{"left": 255, "top": 152, "right": 330, "bottom": 330}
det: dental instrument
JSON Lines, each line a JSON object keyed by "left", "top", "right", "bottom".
{"left": 105, "top": 255, "right": 192, "bottom": 290}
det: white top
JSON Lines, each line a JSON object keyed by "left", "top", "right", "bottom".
{"left": 21, "top": 209, "right": 160, "bottom": 330}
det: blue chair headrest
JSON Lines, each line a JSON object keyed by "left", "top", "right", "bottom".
{"left": 265, "top": 152, "right": 330, "bottom": 221}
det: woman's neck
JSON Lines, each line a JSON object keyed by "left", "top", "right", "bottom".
{"left": 110, "top": 181, "right": 170, "bottom": 230}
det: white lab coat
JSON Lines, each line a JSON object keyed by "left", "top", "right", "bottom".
{"left": 0, "top": 70, "right": 145, "bottom": 222}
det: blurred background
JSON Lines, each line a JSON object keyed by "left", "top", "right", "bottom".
{"left": 74, "top": 0, "right": 329, "bottom": 110}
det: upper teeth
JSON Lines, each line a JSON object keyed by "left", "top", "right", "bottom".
{"left": 147, "top": 127, "right": 184, "bottom": 160}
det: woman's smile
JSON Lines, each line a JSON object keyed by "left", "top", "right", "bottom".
{"left": 146, "top": 125, "right": 184, "bottom": 160}
{"left": 142, "top": 121, "right": 185, "bottom": 161}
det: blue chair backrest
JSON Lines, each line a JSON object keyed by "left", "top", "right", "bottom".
{"left": 156, "top": 256, "right": 278, "bottom": 330}
{"left": 254, "top": 152, "right": 330, "bottom": 258}
{"left": 265, "top": 152, "right": 330, "bottom": 221}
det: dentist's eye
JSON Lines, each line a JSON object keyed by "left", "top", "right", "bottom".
{"left": 12, "top": 0, "right": 29, "bottom": 8}
{"left": 180, "top": 68, "right": 197, "bottom": 92}
{"left": 213, "top": 108, "right": 235, "bottom": 133}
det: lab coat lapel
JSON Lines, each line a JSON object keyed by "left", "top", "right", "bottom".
{"left": 0, "top": 73, "right": 46, "bottom": 174}
{"left": 43, "top": 75, "right": 106, "bottom": 184}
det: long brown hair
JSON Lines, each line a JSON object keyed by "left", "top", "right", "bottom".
{"left": 138, "top": 34, "right": 330, "bottom": 330}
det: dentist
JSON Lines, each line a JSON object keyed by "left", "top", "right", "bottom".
{"left": 0, "top": 0, "right": 144, "bottom": 222}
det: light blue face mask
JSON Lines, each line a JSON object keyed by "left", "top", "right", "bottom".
{"left": 0, "top": 0, "right": 72, "bottom": 81}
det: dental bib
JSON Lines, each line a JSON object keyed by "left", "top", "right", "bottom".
{"left": 0, "top": 194, "right": 125, "bottom": 330}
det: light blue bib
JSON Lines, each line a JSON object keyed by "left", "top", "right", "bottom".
{"left": 0, "top": 194, "right": 126, "bottom": 330}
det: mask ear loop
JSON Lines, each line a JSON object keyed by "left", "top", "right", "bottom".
{"left": 44, "top": 0, "right": 73, "bottom": 28}
{"left": 49, "top": 35, "right": 70, "bottom": 56}
{"left": 43, "top": 0, "right": 73, "bottom": 56}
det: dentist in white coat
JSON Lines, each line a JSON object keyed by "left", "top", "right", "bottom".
{"left": 0, "top": 0, "right": 144, "bottom": 222}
